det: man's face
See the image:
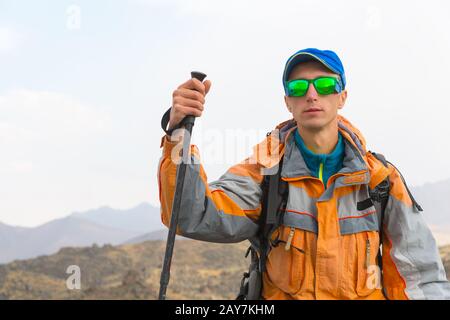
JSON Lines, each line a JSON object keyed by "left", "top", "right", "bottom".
{"left": 284, "top": 60, "right": 347, "bottom": 132}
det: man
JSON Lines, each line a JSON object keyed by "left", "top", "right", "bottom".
{"left": 158, "top": 48, "right": 450, "bottom": 299}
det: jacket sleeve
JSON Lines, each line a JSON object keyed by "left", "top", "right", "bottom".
{"left": 381, "top": 166, "right": 450, "bottom": 299}
{"left": 157, "top": 134, "right": 264, "bottom": 243}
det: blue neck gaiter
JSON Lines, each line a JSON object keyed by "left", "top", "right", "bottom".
{"left": 294, "top": 129, "right": 345, "bottom": 188}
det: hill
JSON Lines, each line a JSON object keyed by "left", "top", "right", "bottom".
{"left": 0, "top": 240, "right": 250, "bottom": 300}
{"left": 1, "top": 239, "right": 449, "bottom": 300}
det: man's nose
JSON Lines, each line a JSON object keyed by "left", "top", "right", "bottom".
{"left": 305, "top": 83, "right": 319, "bottom": 101}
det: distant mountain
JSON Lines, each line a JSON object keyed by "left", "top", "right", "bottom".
{"left": 0, "top": 223, "right": 30, "bottom": 261}
{"left": 410, "top": 178, "right": 450, "bottom": 246}
{"left": 0, "top": 217, "right": 140, "bottom": 264}
{"left": 410, "top": 178, "right": 450, "bottom": 226}
{"left": 71, "top": 202, "right": 164, "bottom": 234}
{"left": 123, "top": 229, "right": 186, "bottom": 244}
{"left": 0, "top": 203, "right": 163, "bottom": 264}
{"left": 0, "top": 222, "right": 29, "bottom": 243}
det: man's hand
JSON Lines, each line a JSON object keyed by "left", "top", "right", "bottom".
{"left": 168, "top": 78, "right": 212, "bottom": 131}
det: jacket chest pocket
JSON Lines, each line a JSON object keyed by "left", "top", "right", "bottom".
{"left": 337, "top": 186, "right": 380, "bottom": 235}
{"left": 266, "top": 226, "right": 309, "bottom": 295}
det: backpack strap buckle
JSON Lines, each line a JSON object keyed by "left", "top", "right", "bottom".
{"left": 369, "top": 179, "right": 390, "bottom": 203}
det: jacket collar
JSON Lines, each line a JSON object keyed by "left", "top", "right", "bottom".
{"left": 254, "top": 115, "right": 391, "bottom": 188}
{"left": 281, "top": 126, "right": 369, "bottom": 185}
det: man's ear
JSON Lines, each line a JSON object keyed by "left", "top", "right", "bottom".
{"left": 337, "top": 90, "right": 347, "bottom": 110}
{"left": 284, "top": 96, "right": 292, "bottom": 113}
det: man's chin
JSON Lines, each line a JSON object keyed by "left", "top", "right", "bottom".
{"left": 298, "top": 119, "right": 327, "bottom": 131}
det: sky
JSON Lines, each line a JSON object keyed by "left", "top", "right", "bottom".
{"left": 1, "top": 0, "right": 450, "bottom": 227}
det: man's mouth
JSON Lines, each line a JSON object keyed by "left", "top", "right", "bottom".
{"left": 304, "top": 108, "right": 323, "bottom": 113}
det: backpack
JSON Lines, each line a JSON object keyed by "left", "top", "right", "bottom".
{"left": 236, "top": 151, "right": 422, "bottom": 300}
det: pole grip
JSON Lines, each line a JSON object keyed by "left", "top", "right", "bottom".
{"left": 183, "top": 71, "right": 207, "bottom": 128}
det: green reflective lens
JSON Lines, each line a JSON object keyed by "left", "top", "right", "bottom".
{"left": 287, "top": 79, "right": 309, "bottom": 97}
{"left": 286, "top": 77, "right": 338, "bottom": 97}
{"left": 314, "top": 77, "right": 336, "bottom": 95}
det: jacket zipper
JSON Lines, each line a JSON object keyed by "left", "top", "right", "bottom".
{"left": 365, "top": 237, "right": 371, "bottom": 268}
{"left": 318, "top": 162, "right": 324, "bottom": 184}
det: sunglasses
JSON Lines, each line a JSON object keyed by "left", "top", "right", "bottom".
{"left": 285, "top": 76, "right": 343, "bottom": 97}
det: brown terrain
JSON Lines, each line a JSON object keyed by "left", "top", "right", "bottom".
{"left": 0, "top": 240, "right": 449, "bottom": 300}
{"left": 0, "top": 240, "right": 250, "bottom": 300}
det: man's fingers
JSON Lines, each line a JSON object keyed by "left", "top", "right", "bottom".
{"left": 169, "top": 76, "right": 209, "bottom": 130}
{"left": 173, "top": 88, "right": 205, "bottom": 104}
{"left": 175, "top": 105, "right": 203, "bottom": 118}
{"left": 173, "top": 96, "right": 204, "bottom": 111}
{"left": 177, "top": 78, "right": 206, "bottom": 95}
{"left": 204, "top": 80, "right": 212, "bottom": 95}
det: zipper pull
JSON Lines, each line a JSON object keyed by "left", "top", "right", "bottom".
{"left": 365, "top": 238, "right": 371, "bottom": 268}
{"left": 285, "top": 227, "right": 295, "bottom": 251}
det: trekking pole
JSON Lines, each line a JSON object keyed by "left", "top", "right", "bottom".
{"left": 158, "top": 71, "right": 207, "bottom": 300}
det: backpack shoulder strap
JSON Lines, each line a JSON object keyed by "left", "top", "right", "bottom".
{"left": 237, "top": 143, "right": 288, "bottom": 300}
{"left": 258, "top": 153, "right": 288, "bottom": 273}
{"left": 369, "top": 152, "right": 391, "bottom": 231}
{"left": 368, "top": 151, "right": 391, "bottom": 281}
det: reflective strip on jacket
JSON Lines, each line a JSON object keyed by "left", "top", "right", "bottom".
{"left": 157, "top": 114, "right": 450, "bottom": 300}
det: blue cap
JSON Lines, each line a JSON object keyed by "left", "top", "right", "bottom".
{"left": 282, "top": 48, "right": 346, "bottom": 95}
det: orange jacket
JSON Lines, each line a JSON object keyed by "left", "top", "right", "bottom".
{"left": 158, "top": 115, "right": 450, "bottom": 300}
